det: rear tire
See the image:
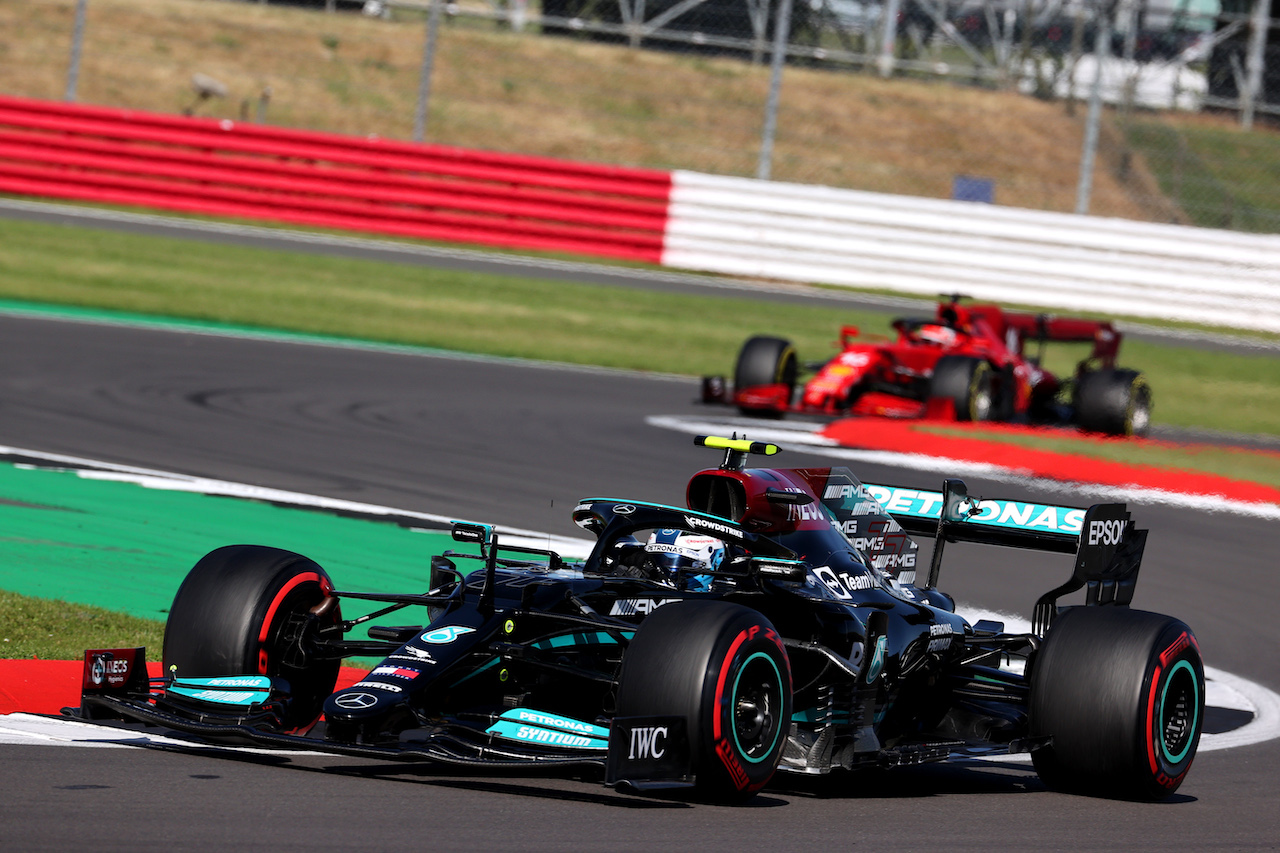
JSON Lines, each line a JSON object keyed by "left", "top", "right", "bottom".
{"left": 733, "top": 336, "right": 797, "bottom": 417}
{"left": 1029, "top": 606, "right": 1204, "bottom": 800}
{"left": 616, "top": 601, "right": 792, "bottom": 802}
{"left": 162, "top": 545, "right": 341, "bottom": 732}
{"left": 1074, "top": 368, "right": 1152, "bottom": 436}
{"left": 928, "top": 356, "right": 994, "bottom": 421}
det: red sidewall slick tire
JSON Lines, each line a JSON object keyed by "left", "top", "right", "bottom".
{"left": 616, "top": 601, "right": 793, "bottom": 802}
{"left": 1029, "top": 606, "right": 1204, "bottom": 800}
{"left": 162, "top": 544, "right": 341, "bottom": 732}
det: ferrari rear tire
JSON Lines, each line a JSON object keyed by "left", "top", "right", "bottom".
{"left": 928, "top": 356, "right": 994, "bottom": 422}
{"left": 733, "top": 336, "right": 797, "bottom": 417}
{"left": 162, "top": 545, "right": 342, "bottom": 732}
{"left": 1028, "top": 606, "right": 1204, "bottom": 800}
{"left": 1074, "top": 368, "right": 1152, "bottom": 437}
{"left": 616, "top": 601, "right": 792, "bottom": 802}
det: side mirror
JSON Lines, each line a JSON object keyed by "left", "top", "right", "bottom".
{"left": 765, "top": 488, "right": 814, "bottom": 507}
{"left": 750, "top": 557, "right": 807, "bottom": 582}
{"left": 451, "top": 522, "right": 492, "bottom": 545}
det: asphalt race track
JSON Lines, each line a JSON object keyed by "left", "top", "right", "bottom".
{"left": 1, "top": 310, "right": 1278, "bottom": 850}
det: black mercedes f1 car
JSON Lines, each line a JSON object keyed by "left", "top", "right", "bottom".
{"left": 72, "top": 436, "right": 1204, "bottom": 802}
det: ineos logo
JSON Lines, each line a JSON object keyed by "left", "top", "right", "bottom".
{"left": 629, "top": 726, "right": 668, "bottom": 759}
{"left": 334, "top": 692, "right": 378, "bottom": 710}
{"left": 1089, "top": 519, "right": 1126, "bottom": 546}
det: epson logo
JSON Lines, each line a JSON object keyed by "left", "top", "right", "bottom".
{"left": 629, "top": 725, "right": 668, "bottom": 760}
{"left": 1089, "top": 519, "right": 1126, "bottom": 546}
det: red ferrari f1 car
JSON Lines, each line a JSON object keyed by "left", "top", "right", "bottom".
{"left": 702, "top": 297, "right": 1152, "bottom": 437}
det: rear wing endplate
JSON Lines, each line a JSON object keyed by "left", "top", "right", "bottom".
{"left": 867, "top": 479, "right": 1146, "bottom": 636}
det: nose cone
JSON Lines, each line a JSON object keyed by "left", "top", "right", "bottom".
{"left": 324, "top": 686, "right": 400, "bottom": 722}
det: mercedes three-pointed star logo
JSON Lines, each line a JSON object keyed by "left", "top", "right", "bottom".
{"left": 334, "top": 692, "right": 378, "bottom": 710}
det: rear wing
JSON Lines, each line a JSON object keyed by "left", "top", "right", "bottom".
{"left": 1001, "top": 311, "right": 1121, "bottom": 366}
{"left": 865, "top": 479, "right": 1146, "bottom": 636}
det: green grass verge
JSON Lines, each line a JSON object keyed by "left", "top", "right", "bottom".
{"left": 0, "top": 589, "right": 165, "bottom": 660}
{"left": 1124, "top": 119, "right": 1280, "bottom": 233}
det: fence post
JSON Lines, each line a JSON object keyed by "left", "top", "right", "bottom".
{"left": 1075, "top": 0, "right": 1113, "bottom": 215}
{"left": 65, "top": 0, "right": 89, "bottom": 101}
{"left": 414, "top": 0, "right": 444, "bottom": 143}
{"left": 878, "top": 0, "right": 903, "bottom": 77}
{"left": 757, "top": 0, "right": 794, "bottom": 180}
{"left": 1242, "top": 0, "right": 1270, "bottom": 130}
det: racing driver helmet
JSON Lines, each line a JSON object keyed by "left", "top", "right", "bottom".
{"left": 644, "top": 529, "right": 725, "bottom": 592}
{"left": 917, "top": 323, "right": 958, "bottom": 346}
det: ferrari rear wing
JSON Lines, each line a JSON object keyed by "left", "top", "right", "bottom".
{"left": 866, "top": 479, "right": 1146, "bottom": 636}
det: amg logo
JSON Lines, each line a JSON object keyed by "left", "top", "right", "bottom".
{"left": 628, "top": 725, "right": 668, "bottom": 759}
{"left": 1088, "top": 519, "right": 1126, "bottom": 546}
{"left": 870, "top": 553, "right": 916, "bottom": 570}
{"left": 610, "top": 598, "right": 681, "bottom": 616}
{"left": 824, "top": 484, "right": 860, "bottom": 500}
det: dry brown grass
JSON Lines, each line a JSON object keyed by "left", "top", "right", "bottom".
{"left": 0, "top": 0, "right": 1204, "bottom": 219}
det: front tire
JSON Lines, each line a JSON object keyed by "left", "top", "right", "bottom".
{"left": 1074, "top": 368, "right": 1152, "bottom": 436}
{"left": 1029, "top": 606, "right": 1204, "bottom": 800}
{"left": 733, "top": 336, "right": 797, "bottom": 417}
{"left": 928, "top": 356, "right": 994, "bottom": 422}
{"left": 616, "top": 601, "right": 792, "bottom": 802}
{"left": 162, "top": 545, "right": 342, "bottom": 732}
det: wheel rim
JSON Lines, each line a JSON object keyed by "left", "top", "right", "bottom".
{"left": 1159, "top": 660, "right": 1200, "bottom": 765}
{"left": 1128, "top": 386, "right": 1152, "bottom": 436}
{"left": 972, "top": 386, "right": 992, "bottom": 421}
{"left": 731, "top": 652, "right": 784, "bottom": 763}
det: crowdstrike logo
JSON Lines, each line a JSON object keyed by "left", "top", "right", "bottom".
{"left": 684, "top": 515, "right": 741, "bottom": 538}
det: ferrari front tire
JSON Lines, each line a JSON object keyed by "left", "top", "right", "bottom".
{"left": 928, "top": 356, "right": 994, "bottom": 422}
{"left": 733, "top": 336, "right": 797, "bottom": 417}
{"left": 1028, "top": 606, "right": 1204, "bottom": 800}
{"left": 162, "top": 545, "right": 342, "bottom": 732}
{"left": 616, "top": 601, "right": 792, "bottom": 802}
